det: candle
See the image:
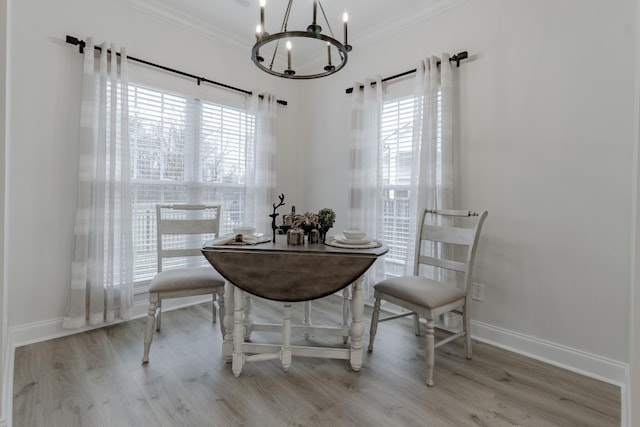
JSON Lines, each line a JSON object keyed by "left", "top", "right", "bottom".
{"left": 260, "top": 0, "right": 266, "bottom": 29}
{"left": 287, "top": 40, "right": 292, "bottom": 70}
{"left": 343, "top": 11, "right": 349, "bottom": 46}
{"left": 327, "top": 42, "right": 332, "bottom": 65}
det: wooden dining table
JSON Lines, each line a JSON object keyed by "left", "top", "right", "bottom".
{"left": 202, "top": 238, "right": 388, "bottom": 377}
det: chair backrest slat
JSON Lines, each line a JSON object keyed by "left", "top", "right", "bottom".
{"left": 418, "top": 255, "right": 468, "bottom": 273}
{"left": 161, "top": 248, "right": 205, "bottom": 259}
{"left": 156, "top": 204, "right": 222, "bottom": 272}
{"left": 420, "top": 224, "right": 476, "bottom": 246}
{"left": 158, "top": 219, "right": 219, "bottom": 235}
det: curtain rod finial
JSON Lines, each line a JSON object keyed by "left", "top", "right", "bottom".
{"left": 65, "top": 35, "right": 85, "bottom": 54}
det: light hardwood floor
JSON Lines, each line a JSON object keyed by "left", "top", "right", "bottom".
{"left": 13, "top": 297, "right": 620, "bottom": 426}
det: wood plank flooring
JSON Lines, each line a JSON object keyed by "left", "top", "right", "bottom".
{"left": 13, "top": 297, "right": 621, "bottom": 426}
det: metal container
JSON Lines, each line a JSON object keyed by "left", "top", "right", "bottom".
{"left": 287, "top": 228, "right": 305, "bottom": 245}
{"left": 309, "top": 228, "right": 320, "bottom": 244}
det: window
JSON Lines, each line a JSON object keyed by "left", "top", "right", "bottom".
{"left": 380, "top": 93, "right": 440, "bottom": 277}
{"left": 381, "top": 96, "right": 415, "bottom": 277}
{"left": 128, "top": 84, "right": 255, "bottom": 284}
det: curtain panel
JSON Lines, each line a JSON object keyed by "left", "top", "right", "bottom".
{"left": 407, "top": 54, "right": 455, "bottom": 275}
{"left": 63, "top": 38, "right": 134, "bottom": 329}
{"left": 347, "top": 77, "right": 385, "bottom": 295}
{"left": 245, "top": 93, "right": 278, "bottom": 234}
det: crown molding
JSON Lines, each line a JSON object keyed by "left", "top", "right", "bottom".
{"left": 353, "top": 0, "right": 468, "bottom": 49}
{"left": 117, "top": 0, "right": 250, "bottom": 52}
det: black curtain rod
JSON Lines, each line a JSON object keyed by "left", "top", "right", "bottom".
{"left": 345, "top": 51, "right": 468, "bottom": 94}
{"left": 65, "top": 35, "right": 288, "bottom": 106}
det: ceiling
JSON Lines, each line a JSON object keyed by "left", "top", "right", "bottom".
{"left": 118, "top": 0, "right": 464, "bottom": 75}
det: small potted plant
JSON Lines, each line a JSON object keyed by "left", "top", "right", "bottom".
{"left": 318, "top": 208, "right": 336, "bottom": 242}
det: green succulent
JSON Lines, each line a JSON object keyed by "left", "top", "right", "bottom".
{"left": 318, "top": 208, "right": 336, "bottom": 226}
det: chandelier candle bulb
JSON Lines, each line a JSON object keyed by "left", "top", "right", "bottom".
{"left": 343, "top": 11, "right": 348, "bottom": 46}
{"left": 287, "top": 41, "right": 292, "bottom": 70}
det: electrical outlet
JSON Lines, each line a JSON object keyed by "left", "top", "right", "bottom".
{"left": 472, "top": 282, "right": 485, "bottom": 301}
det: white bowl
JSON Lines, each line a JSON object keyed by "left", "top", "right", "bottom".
{"left": 233, "top": 226, "right": 256, "bottom": 235}
{"left": 343, "top": 229, "right": 367, "bottom": 240}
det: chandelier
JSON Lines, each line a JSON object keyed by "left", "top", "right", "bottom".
{"left": 251, "top": 0, "right": 352, "bottom": 79}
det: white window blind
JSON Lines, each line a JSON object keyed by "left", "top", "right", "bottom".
{"left": 381, "top": 96, "right": 415, "bottom": 277}
{"left": 381, "top": 93, "right": 440, "bottom": 277}
{"left": 129, "top": 84, "right": 255, "bottom": 283}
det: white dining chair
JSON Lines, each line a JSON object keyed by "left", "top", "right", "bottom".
{"left": 142, "top": 204, "right": 226, "bottom": 364}
{"left": 368, "top": 208, "right": 488, "bottom": 386}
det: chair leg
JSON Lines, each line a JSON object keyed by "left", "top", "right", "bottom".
{"left": 425, "top": 317, "right": 435, "bottom": 386}
{"left": 156, "top": 299, "right": 162, "bottom": 332}
{"left": 463, "top": 303, "right": 472, "bottom": 359}
{"left": 368, "top": 293, "right": 381, "bottom": 353}
{"left": 413, "top": 313, "right": 421, "bottom": 336}
{"left": 142, "top": 298, "right": 158, "bottom": 364}
{"left": 216, "top": 286, "right": 226, "bottom": 336}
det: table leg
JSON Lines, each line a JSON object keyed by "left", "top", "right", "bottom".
{"left": 282, "top": 303, "right": 292, "bottom": 371}
{"left": 232, "top": 285, "right": 245, "bottom": 377}
{"left": 243, "top": 293, "right": 253, "bottom": 340}
{"left": 349, "top": 276, "right": 365, "bottom": 371}
{"left": 222, "top": 282, "right": 234, "bottom": 361}
{"left": 303, "top": 301, "right": 311, "bottom": 340}
{"left": 342, "top": 286, "right": 351, "bottom": 344}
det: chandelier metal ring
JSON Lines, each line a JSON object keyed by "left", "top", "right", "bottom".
{"left": 252, "top": 31, "right": 349, "bottom": 80}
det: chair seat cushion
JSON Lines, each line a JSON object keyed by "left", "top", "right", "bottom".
{"left": 149, "top": 266, "right": 225, "bottom": 293}
{"left": 374, "top": 276, "right": 465, "bottom": 309}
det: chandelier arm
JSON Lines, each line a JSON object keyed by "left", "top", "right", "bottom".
{"left": 268, "top": 39, "right": 280, "bottom": 71}
{"left": 317, "top": 0, "right": 335, "bottom": 39}
{"left": 268, "top": 0, "right": 294, "bottom": 70}
{"left": 282, "top": 0, "right": 293, "bottom": 32}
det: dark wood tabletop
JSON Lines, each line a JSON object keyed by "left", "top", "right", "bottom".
{"left": 202, "top": 239, "right": 388, "bottom": 302}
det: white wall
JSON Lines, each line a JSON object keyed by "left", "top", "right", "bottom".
{"left": 302, "top": 0, "right": 636, "bottom": 370}
{"left": 4, "top": 0, "right": 639, "bottom": 420}
{"left": 0, "top": 0, "right": 7, "bottom": 424}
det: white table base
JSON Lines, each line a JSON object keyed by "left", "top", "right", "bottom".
{"left": 222, "top": 277, "right": 365, "bottom": 377}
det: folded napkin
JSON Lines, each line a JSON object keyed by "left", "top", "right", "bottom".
{"left": 207, "top": 234, "right": 270, "bottom": 246}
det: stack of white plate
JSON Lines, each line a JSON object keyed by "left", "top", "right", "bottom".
{"left": 333, "top": 229, "right": 373, "bottom": 246}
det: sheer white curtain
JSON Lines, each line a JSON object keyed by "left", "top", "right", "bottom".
{"left": 347, "top": 77, "right": 385, "bottom": 293}
{"left": 406, "top": 54, "right": 455, "bottom": 273}
{"left": 245, "top": 93, "right": 278, "bottom": 234}
{"left": 63, "top": 38, "right": 134, "bottom": 329}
